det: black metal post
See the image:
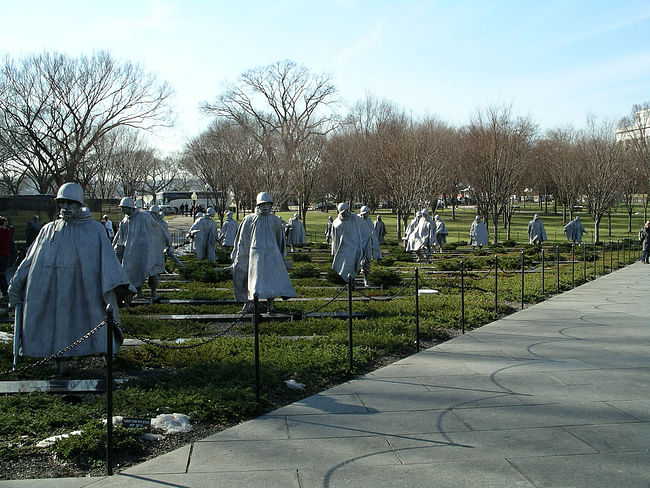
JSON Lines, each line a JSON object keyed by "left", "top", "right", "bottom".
{"left": 253, "top": 294, "right": 260, "bottom": 403}
{"left": 414, "top": 267, "right": 420, "bottom": 350}
{"left": 623, "top": 240, "right": 626, "bottom": 265}
{"left": 460, "top": 260, "right": 465, "bottom": 334}
{"left": 583, "top": 244, "right": 587, "bottom": 282}
{"left": 556, "top": 245, "right": 560, "bottom": 293}
{"left": 609, "top": 241, "right": 613, "bottom": 272}
{"left": 571, "top": 244, "right": 575, "bottom": 288}
{"left": 602, "top": 242, "right": 605, "bottom": 274}
{"left": 348, "top": 276, "right": 353, "bottom": 372}
{"left": 617, "top": 240, "right": 620, "bottom": 268}
{"left": 542, "top": 248, "right": 546, "bottom": 296}
{"left": 494, "top": 255, "right": 498, "bottom": 316}
{"left": 593, "top": 242, "right": 596, "bottom": 279}
{"left": 520, "top": 251, "right": 525, "bottom": 309}
{"left": 105, "top": 305, "right": 114, "bottom": 476}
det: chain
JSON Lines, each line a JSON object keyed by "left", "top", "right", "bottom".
{"left": 498, "top": 266, "right": 520, "bottom": 277}
{"left": 0, "top": 319, "right": 108, "bottom": 377}
{"left": 300, "top": 285, "right": 348, "bottom": 314}
{"left": 470, "top": 261, "right": 496, "bottom": 281}
{"left": 120, "top": 315, "right": 246, "bottom": 350}
{"left": 357, "top": 274, "right": 415, "bottom": 300}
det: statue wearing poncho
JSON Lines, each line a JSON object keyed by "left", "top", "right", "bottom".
{"left": 470, "top": 216, "right": 489, "bottom": 247}
{"left": 8, "top": 183, "right": 134, "bottom": 358}
{"left": 219, "top": 211, "right": 238, "bottom": 247}
{"left": 331, "top": 203, "right": 372, "bottom": 282}
{"left": 286, "top": 213, "right": 307, "bottom": 252}
{"left": 374, "top": 215, "right": 386, "bottom": 244}
{"left": 527, "top": 214, "right": 548, "bottom": 246}
{"left": 113, "top": 202, "right": 157, "bottom": 293}
{"left": 188, "top": 208, "right": 218, "bottom": 261}
{"left": 564, "top": 216, "right": 587, "bottom": 244}
{"left": 230, "top": 193, "right": 296, "bottom": 310}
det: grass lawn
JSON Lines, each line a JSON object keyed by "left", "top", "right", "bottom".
{"left": 279, "top": 204, "right": 647, "bottom": 246}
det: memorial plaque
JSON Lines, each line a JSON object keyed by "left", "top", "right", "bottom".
{"left": 122, "top": 417, "right": 151, "bottom": 430}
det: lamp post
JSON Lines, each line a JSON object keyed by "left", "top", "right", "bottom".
{"left": 191, "top": 192, "right": 198, "bottom": 216}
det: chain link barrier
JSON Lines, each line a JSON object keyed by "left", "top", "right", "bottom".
{"left": 356, "top": 273, "right": 416, "bottom": 301}
{"left": 119, "top": 314, "right": 247, "bottom": 351}
{"left": 497, "top": 265, "right": 520, "bottom": 277}
{"left": 0, "top": 319, "right": 108, "bottom": 377}
{"left": 272, "top": 285, "right": 349, "bottom": 317}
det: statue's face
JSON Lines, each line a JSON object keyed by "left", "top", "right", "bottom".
{"left": 258, "top": 202, "right": 272, "bottom": 215}
{"left": 340, "top": 209, "right": 351, "bottom": 220}
{"left": 58, "top": 199, "right": 82, "bottom": 221}
{"left": 121, "top": 206, "right": 135, "bottom": 217}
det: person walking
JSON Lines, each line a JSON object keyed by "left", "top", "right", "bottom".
{"left": 0, "top": 216, "right": 11, "bottom": 299}
{"left": 102, "top": 215, "right": 115, "bottom": 240}
{"left": 25, "top": 215, "right": 42, "bottom": 247}
{"left": 639, "top": 220, "right": 650, "bottom": 264}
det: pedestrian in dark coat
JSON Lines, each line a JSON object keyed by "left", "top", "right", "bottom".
{"left": 640, "top": 221, "right": 650, "bottom": 264}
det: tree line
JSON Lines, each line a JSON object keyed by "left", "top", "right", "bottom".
{"left": 1, "top": 52, "right": 648, "bottom": 243}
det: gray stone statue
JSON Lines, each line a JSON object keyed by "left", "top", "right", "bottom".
{"left": 231, "top": 192, "right": 296, "bottom": 313}
{"left": 286, "top": 213, "right": 307, "bottom": 252}
{"left": 8, "top": 182, "right": 135, "bottom": 360}
{"left": 421, "top": 209, "right": 436, "bottom": 256}
{"left": 331, "top": 202, "right": 372, "bottom": 284}
{"left": 359, "top": 206, "right": 382, "bottom": 286}
{"left": 374, "top": 215, "right": 386, "bottom": 244}
{"left": 469, "top": 216, "right": 489, "bottom": 248}
{"left": 188, "top": 207, "right": 218, "bottom": 261}
{"left": 113, "top": 196, "right": 158, "bottom": 299}
{"left": 527, "top": 214, "right": 547, "bottom": 246}
{"left": 564, "top": 216, "right": 587, "bottom": 244}
{"left": 405, "top": 211, "right": 431, "bottom": 263}
{"left": 219, "top": 210, "right": 238, "bottom": 248}
{"left": 148, "top": 205, "right": 174, "bottom": 302}
{"left": 434, "top": 214, "right": 448, "bottom": 253}
{"left": 324, "top": 215, "right": 333, "bottom": 244}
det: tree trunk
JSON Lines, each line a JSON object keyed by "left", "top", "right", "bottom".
{"left": 396, "top": 208, "right": 402, "bottom": 243}
{"left": 593, "top": 214, "right": 601, "bottom": 243}
{"left": 627, "top": 208, "right": 633, "bottom": 233}
{"left": 607, "top": 209, "right": 611, "bottom": 237}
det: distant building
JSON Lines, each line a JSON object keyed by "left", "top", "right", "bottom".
{"left": 616, "top": 108, "right": 650, "bottom": 142}
{"left": 153, "top": 190, "right": 233, "bottom": 213}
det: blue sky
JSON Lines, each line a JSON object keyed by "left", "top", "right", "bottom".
{"left": 1, "top": 0, "right": 649, "bottom": 155}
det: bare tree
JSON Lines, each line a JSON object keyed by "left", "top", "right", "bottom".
{"left": 373, "top": 112, "right": 438, "bottom": 237}
{"left": 618, "top": 103, "right": 650, "bottom": 221}
{"left": 85, "top": 130, "right": 122, "bottom": 199}
{"left": 109, "top": 129, "right": 155, "bottom": 199}
{"left": 321, "top": 131, "right": 361, "bottom": 205}
{"left": 183, "top": 120, "right": 242, "bottom": 223}
{"left": 462, "top": 105, "right": 537, "bottom": 244}
{"left": 539, "top": 127, "right": 584, "bottom": 222}
{"left": 0, "top": 50, "right": 172, "bottom": 193}
{"left": 203, "top": 60, "right": 338, "bottom": 227}
{"left": 578, "top": 118, "right": 628, "bottom": 242}
{"left": 143, "top": 154, "right": 179, "bottom": 203}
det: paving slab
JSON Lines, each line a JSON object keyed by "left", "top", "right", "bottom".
{"left": 385, "top": 426, "right": 597, "bottom": 463}
{"left": 295, "top": 460, "right": 535, "bottom": 488}
{"left": 507, "top": 452, "right": 650, "bottom": 488}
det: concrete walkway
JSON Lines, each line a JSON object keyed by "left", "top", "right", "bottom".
{"left": 4, "top": 263, "right": 649, "bottom": 487}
